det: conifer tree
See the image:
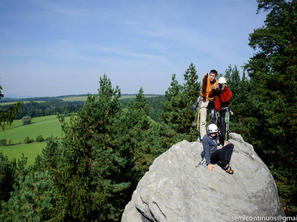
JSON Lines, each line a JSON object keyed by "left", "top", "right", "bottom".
{"left": 224, "top": 65, "right": 253, "bottom": 137}
{"left": 0, "top": 153, "right": 16, "bottom": 204}
{"left": 162, "top": 63, "right": 200, "bottom": 141}
{"left": 161, "top": 74, "right": 183, "bottom": 136}
{"left": 114, "top": 88, "right": 166, "bottom": 189}
{"left": 182, "top": 63, "right": 201, "bottom": 140}
{"left": 0, "top": 171, "right": 54, "bottom": 222}
{"left": 51, "top": 75, "right": 130, "bottom": 221}
{"left": 245, "top": 0, "right": 297, "bottom": 214}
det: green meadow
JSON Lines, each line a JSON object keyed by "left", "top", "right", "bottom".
{"left": 60, "top": 95, "right": 88, "bottom": 102}
{"left": 0, "top": 115, "right": 68, "bottom": 165}
{"left": 0, "top": 142, "right": 46, "bottom": 166}
{"left": 0, "top": 115, "right": 64, "bottom": 144}
{"left": 0, "top": 94, "right": 158, "bottom": 165}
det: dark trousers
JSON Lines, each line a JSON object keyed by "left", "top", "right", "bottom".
{"left": 218, "top": 108, "right": 227, "bottom": 145}
{"left": 210, "top": 143, "right": 234, "bottom": 168}
{"left": 208, "top": 101, "right": 217, "bottom": 124}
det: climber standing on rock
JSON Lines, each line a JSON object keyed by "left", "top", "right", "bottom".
{"left": 208, "top": 77, "right": 232, "bottom": 146}
{"left": 199, "top": 70, "right": 218, "bottom": 140}
{"left": 201, "top": 124, "right": 234, "bottom": 174}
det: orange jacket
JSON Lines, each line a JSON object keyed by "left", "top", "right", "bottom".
{"left": 200, "top": 76, "right": 218, "bottom": 101}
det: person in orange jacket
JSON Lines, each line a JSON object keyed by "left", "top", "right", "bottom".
{"left": 199, "top": 70, "right": 218, "bottom": 139}
{"left": 208, "top": 77, "right": 232, "bottom": 146}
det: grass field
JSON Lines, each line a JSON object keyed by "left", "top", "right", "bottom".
{"left": 60, "top": 96, "right": 89, "bottom": 102}
{"left": 0, "top": 115, "right": 69, "bottom": 165}
{"left": 0, "top": 142, "right": 46, "bottom": 165}
{"left": 0, "top": 115, "right": 65, "bottom": 144}
{"left": 0, "top": 94, "right": 162, "bottom": 165}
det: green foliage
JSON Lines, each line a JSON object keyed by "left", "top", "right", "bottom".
{"left": 0, "top": 152, "right": 16, "bottom": 203}
{"left": 24, "top": 136, "right": 33, "bottom": 144}
{"left": 113, "top": 88, "right": 167, "bottom": 189}
{"left": 51, "top": 75, "right": 130, "bottom": 221}
{"left": 6, "top": 138, "right": 11, "bottom": 146}
{"left": 243, "top": 0, "right": 297, "bottom": 214}
{"left": 161, "top": 63, "right": 200, "bottom": 141}
{"left": 35, "top": 135, "right": 44, "bottom": 142}
{"left": 21, "top": 115, "right": 32, "bottom": 125}
{"left": 224, "top": 65, "right": 254, "bottom": 137}
{"left": 0, "top": 86, "right": 21, "bottom": 130}
{"left": 0, "top": 171, "right": 54, "bottom": 222}
{"left": 0, "top": 139, "right": 6, "bottom": 146}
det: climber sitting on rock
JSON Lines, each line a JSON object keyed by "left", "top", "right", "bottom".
{"left": 201, "top": 124, "right": 234, "bottom": 174}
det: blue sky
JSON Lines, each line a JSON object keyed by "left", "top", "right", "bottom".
{"left": 0, "top": 0, "right": 266, "bottom": 97}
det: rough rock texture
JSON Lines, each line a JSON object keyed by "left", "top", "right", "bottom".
{"left": 122, "top": 133, "right": 284, "bottom": 222}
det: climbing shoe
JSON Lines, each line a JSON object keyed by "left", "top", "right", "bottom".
{"left": 224, "top": 164, "right": 234, "bottom": 174}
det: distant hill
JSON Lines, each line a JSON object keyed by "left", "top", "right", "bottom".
{"left": 0, "top": 94, "right": 164, "bottom": 104}
{"left": 0, "top": 94, "right": 166, "bottom": 122}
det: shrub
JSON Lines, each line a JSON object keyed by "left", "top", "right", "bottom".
{"left": 22, "top": 116, "right": 32, "bottom": 125}
{"left": 0, "top": 139, "right": 6, "bottom": 146}
{"left": 35, "top": 135, "right": 44, "bottom": 142}
{"left": 24, "top": 136, "right": 32, "bottom": 144}
{"left": 6, "top": 138, "right": 11, "bottom": 145}
{"left": 0, "top": 152, "right": 16, "bottom": 202}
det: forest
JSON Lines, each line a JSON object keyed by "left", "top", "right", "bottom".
{"left": 0, "top": 0, "right": 296, "bottom": 221}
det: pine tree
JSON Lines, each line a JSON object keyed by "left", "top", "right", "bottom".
{"left": 51, "top": 75, "right": 130, "bottom": 221}
{"left": 245, "top": 0, "right": 297, "bottom": 214}
{"left": 224, "top": 65, "right": 253, "bottom": 137}
{"left": 161, "top": 74, "right": 183, "bottom": 137}
{"left": 182, "top": 63, "right": 201, "bottom": 140}
{"left": 161, "top": 63, "right": 200, "bottom": 141}
{"left": 0, "top": 171, "right": 54, "bottom": 222}
{"left": 0, "top": 153, "right": 16, "bottom": 204}
{"left": 113, "top": 88, "right": 166, "bottom": 189}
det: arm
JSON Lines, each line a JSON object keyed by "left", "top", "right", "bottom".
{"left": 208, "top": 88, "right": 219, "bottom": 98}
{"left": 202, "top": 136, "right": 211, "bottom": 165}
{"left": 201, "top": 73, "right": 208, "bottom": 97}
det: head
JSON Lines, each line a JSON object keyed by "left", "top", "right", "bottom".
{"left": 218, "top": 77, "right": 227, "bottom": 90}
{"left": 207, "top": 124, "right": 218, "bottom": 138}
{"left": 209, "top": 69, "right": 218, "bottom": 82}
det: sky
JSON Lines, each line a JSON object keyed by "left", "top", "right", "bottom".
{"left": 0, "top": 0, "right": 266, "bottom": 98}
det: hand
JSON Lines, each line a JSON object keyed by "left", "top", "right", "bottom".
{"left": 208, "top": 164, "right": 214, "bottom": 172}
{"left": 214, "top": 84, "right": 219, "bottom": 90}
{"left": 203, "top": 73, "right": 208, "bottom": 80}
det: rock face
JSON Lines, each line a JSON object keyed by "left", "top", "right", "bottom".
{"left": 122, "top": 133, "right": 284, "bottom": 222}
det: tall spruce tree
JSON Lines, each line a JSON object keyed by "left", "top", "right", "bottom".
{"left": 182, "top": 63, "right": 201, "bottom": 139}
{"left": 114, "top": 88, "right": 166, "bottom": 190}
{"left": 162, "top": 63, "right": 200, "bottom": 141}
{"left": 51, "top": 75, "right": 130, "bottom": 221}
{"left": 245, "top": 0, "right": 297, "bottom": 214}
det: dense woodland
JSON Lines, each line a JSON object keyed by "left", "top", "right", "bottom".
{"left": 0, "top": 0, "right": 296, "bottom": 220}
